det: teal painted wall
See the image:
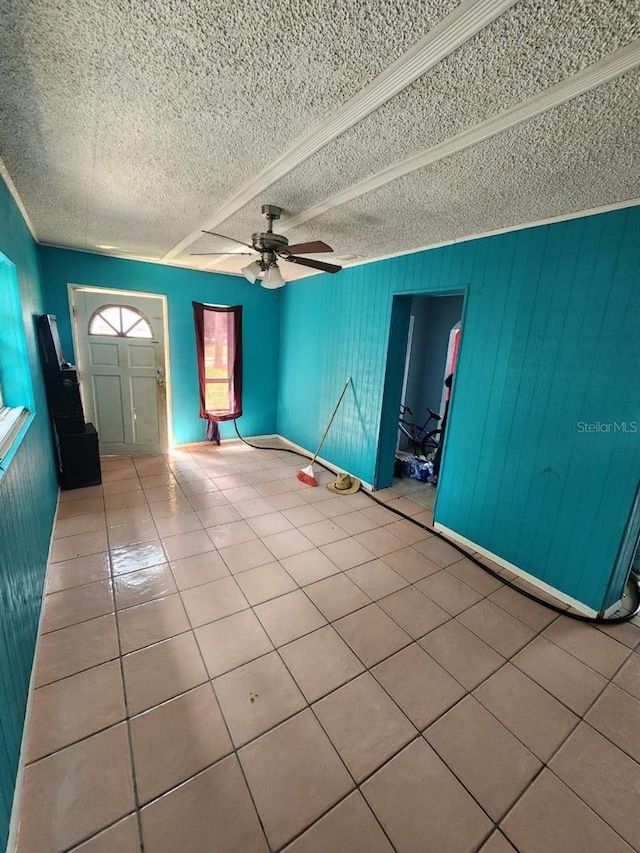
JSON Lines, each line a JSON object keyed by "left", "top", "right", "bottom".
{"left": 0, "top": 177, "right": 59, "bottom": 850}
{"left": 278, "top": 207, "right": 640, "bottom": 612}
{"left": 39, "top": 247, "right": 281, "bottom": 444}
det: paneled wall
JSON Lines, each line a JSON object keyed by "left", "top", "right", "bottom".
{"left": 278, "top": 207, "right": 640, "bottom": 612}
{"left": 0, "top": 176, "right": 59, "bottom": 850}
{"left": 39, "top": 247, "right": 282, "bottom": 445}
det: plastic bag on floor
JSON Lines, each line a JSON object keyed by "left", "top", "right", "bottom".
{"left": 402, "top": 456, "right": 434, "bottom": 483}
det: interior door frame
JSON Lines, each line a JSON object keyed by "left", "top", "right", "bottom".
{"left": 374, "top": 287, "right": 468, "bottom": 518}
{"left": 68, "top": 284, "right": 174, "bottom": 452}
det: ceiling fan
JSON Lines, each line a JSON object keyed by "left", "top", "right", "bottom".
{"left": 191, "top": 204, "right": 342, "bottom": 289}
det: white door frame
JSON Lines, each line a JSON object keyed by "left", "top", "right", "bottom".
{"left": 397, "top": 313, "right": 415, "bottom": 452}
{"left": 67, "top": 284, "right": 174, "bottom": 452}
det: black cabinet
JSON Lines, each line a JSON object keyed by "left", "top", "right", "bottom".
{"left": 37, "top": 314, "right": 102, "bottom": 489}
{"left": 58, "top": 424, "right": 102, "bottom": 490}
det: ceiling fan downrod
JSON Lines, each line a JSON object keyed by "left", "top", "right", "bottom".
{"left": 262, "top": 204, "right": 281, "bottom": 234}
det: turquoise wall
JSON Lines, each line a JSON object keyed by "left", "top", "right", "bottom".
{"left": 0, "top": 177, "right": 59, "bottom": 850}
{"left": 278, "top": 207, "right": 640, "bottom": 612}
{"left": 39, "top": 247, "right": 281, "bottom": 444}
{"left": 1, "top": 185, "right": 638, "bottom": 850}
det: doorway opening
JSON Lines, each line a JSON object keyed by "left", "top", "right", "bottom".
{"left": 69, "top": 286, "right": 172, "bottom": 456}
{"left": 376, "top": 292, "right": 465, "bottom": 510}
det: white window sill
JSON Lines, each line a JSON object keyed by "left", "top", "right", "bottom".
{"left": 0, "top": 407, "right": 31, "bottom": 468}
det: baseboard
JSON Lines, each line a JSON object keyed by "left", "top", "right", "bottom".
{"left": 172, "top": 434, "right": 280, "bottom": 450}
{"left": 602, "top": 597, "right": 625, "bottom": 618}
{"left": 434, "top": 522, "right": 598, "bottom": 618}
{"left": 169, "top": 435, "right": 600, "bottom": 616}
{"left": 274, "top": 435, "right": 374, "bottom": 491}
{"left": 7, "top": 489, "right": 61, "bottom": 852}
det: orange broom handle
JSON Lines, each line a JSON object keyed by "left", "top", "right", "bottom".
{"left": 310, "top": 378, "right": 351, "bottom": 465}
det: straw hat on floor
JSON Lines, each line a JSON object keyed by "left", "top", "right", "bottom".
{"left": 327, "top": 472, "right": 361, "bottom": 495}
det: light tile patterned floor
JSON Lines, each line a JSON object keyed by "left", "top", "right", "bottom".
{"left": 14, "top": 441, "right": 640, "bottom": 852}
{"left": 393, "top": 472, "right": 437, "bottom": 510}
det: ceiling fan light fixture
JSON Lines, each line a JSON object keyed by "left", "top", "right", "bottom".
{"left": 241, "top": 261, "right": 262, "bottom": 283}
{"left": 261, "top": 263, "right": 285, "bottom": 290}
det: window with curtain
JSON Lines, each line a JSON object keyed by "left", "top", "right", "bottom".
{"left": 193, "top": 302, "right": 242, "bottom": 433}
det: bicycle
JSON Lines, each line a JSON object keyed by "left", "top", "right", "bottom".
{"left": 398, "top": 405, "right": 442, "bottom": 459}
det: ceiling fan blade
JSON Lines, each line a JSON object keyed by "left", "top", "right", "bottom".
{"left": 190, "top": 252, "right": 255, "bottom": 256}
{"left": 281, "top": 255, "right": 342, "bottom": 274}
{"left": 283, "top": 240, "right": 334, "bottom": 255}
{"left": 201, "top": 230, "right": 253, "bottom": 249}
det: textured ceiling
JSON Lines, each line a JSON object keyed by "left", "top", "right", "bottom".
{"left": 1, "top": 0, "right": 639, "bottom": 280}
{"left": 279, "top": 69, "right": 640, "bottom": 261}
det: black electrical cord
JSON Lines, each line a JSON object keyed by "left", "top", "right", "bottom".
{"left": 232, "top": 420, "right": 640, "bottom": 625}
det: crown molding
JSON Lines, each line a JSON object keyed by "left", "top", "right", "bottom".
{"left": 0, "top": 156, "right": 37, "bottom": 241}
{"left": 340, "top": 197, "right": 640, "bottom": 272}
{"left": 162, "top": 0, "right": 518, "bottom": 261}
{"left": 38, "top": 241, "right": 247, "bottom": 277}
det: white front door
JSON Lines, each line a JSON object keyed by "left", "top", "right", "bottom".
{"left": 72, "top": 289, "right": 168, "bottom": 455}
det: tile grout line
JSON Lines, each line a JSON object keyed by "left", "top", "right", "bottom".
{"left": 494, "top": 641, "right": 640, "bottom": 851}
{"left": 42, "top": 500, "right": 636, "bottom": 728}
{"left": 165, "top": 461, "right": 354, "bottom": 853}
{"left": 230, "top": 456, "right": 640, "bottom": 845}
{"left": 161, "top": 456, "right": 633, "bottom": 744}
{"left": 261, "top": 633, "right": 413, "bottom": 852}
{"left": 135, "top": 450, "right": 407, "bottom": 849}
{"left": 170, "top": 451, "right": 534, "bottom": 844}
{"left": 45, "top": 483, "right": 639, "bottom": 707}
{"left": 194, "top": 506, "right": 406, "bottom": 850}
{"left": 36, "top": 445, "right": 640, "bottom": 852}
{"left": 163, "top": 553, "right": 275, "bottom": 852}
{"left": 109, "top": 486, "right": 152, "bottom": 853}
{"left": 44, "top": 466, "right": 148, "bottom": 852}
{"left": 504, "top": 640, "right": 638, "bottom": 832}
{"left": 415, "top": 603, "right": 637, "bottom": 841}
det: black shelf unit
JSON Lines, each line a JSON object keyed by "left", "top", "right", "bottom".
{"left": 37, "top": 314, "right": 102, "bottom": 490}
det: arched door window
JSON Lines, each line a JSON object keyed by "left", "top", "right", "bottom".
{"left": 88, "top": 305, "right": 153, "bottom": 339}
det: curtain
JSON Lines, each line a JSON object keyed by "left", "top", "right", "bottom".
{"left": 193, "top": 302, "right": 243, "bottom": 443}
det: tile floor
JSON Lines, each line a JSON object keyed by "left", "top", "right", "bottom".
{"left": 392, "top": 473, "right": 436, "bottom": 511}
{"left": 13, "top": 440, "right": 640, "bottom": 852}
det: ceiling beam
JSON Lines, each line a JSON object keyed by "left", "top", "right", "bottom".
{"left": 280, "top": 40, "right": 640, "bottom": 234}
{"left": 162, "top": 0, "right": 519, "bottom": 261}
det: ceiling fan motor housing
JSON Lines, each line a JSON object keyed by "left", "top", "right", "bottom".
{"left": 252, "top": 204, "right": 289, "bottom": 266}
{"left": 252, "top": 231, "right": 289, "bottom": 253}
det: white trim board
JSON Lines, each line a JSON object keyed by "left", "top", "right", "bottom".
{"left": 275, "top": 435, "right": 375, "bottom": 491}
{"left": 0, "top": 156, "right": 37, "bottom": 242}
{"left": 163, "top": 0, "right": 518, "bottom": 261}
{"left": 39, "top": 241, "right": 246, "bottom": 278}
{"left": 342, "top": 197, "right": 640, "bottom": 273}
{"left": 434, "top": 521, "right": 598, "bottom": 617}
{"left": 282, "top": 41, "right": 640, "bottom": 234}
{"left": 172, "top": 433, "right": 376, "bottom": 488}
{"left": 602, "top": 597, "right": 627, "bottom": 619}
{"left": 172, "top": 435, "right": 280, "bottom": 450}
